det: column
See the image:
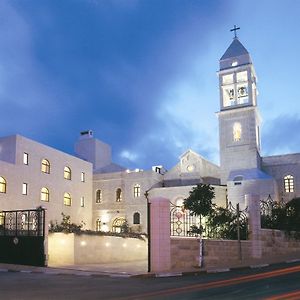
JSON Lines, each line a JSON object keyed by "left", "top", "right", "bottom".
{"left": 149, "top": 197, "right": 171, "bottom": 272}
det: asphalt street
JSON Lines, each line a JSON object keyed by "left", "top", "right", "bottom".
{"left": 1, "top": 262, "right": 300, "bottom": 299}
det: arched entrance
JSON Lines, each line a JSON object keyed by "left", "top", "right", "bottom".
{"left": 111, "top": 217, "right": 126, "bottom": 233}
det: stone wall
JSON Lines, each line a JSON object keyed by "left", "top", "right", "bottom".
{"left": 171, "top": 237, "right": 251, "bottom": 270}
{"left": 48, "top": 233, "right": 147, "bottom": 266}
{"left": 261, "top": 229, "right": 300, "bottom": 257}
{"left": 171, "top": 230, "right": 300, "bottom": 270}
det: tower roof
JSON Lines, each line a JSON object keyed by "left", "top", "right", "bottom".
{"left": 220, "top": 38, "right": 249, "bottom": 60}
{"left": 219, "top": 38, "right": 252, "bottom": 70}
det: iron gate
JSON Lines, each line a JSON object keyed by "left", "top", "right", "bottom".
{"left": 0, "top": 208, "right": 46, "bottom": 266}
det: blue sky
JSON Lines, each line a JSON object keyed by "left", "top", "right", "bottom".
{"left": 1, "top": 0, "right": 300, "bottom": 170}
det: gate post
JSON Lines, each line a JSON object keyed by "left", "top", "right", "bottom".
{"left": 149, "top": 197, "right": 171, "bottom": 272}
{"left": 245, "top": 194, "right": 262, "bottom": 259}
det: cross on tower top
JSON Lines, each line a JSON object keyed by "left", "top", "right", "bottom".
{"left": 230, "top": 25, "right": 240, "bottom": 38}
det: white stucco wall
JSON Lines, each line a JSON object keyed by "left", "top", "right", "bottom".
{"left": 0, "top": 135, "right": 93, "bottom": 228}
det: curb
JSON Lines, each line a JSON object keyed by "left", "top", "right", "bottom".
{"left": 1, "top": 259, "right": 300, "bottom": 279}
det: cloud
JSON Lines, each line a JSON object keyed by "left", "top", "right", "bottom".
{"left": 262, "top": 114, "right": 300, "bottom": 156}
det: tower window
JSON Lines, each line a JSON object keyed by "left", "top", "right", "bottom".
{"left": 41, "top": 187, "right": 49, "bottom": 202}
{"left": 133, "top": 184, "right": 141, "bottom": 198}
{"left": 237, "top": 71, "right": 248, "bottom": 82}
{"left": 0, "top": 176, "right": 7, "bottom": 193}
{"left": 41, "top": 159, "right": 50, "bottom": 174}
{"left": 116, "top": 188, "right": 122, "bottom": 202}
{"left": 222, "top": 74, "right": 233, "bottom": 84}
{"left": 233, "top": 122, "right": 242, "bottom": 142}
{"left": 64, "top": 166, "right": 71, "bottom": 180}
{"left": 96, "top": 189, "right": 102, "bottom": 203}
{"left": 284, "top": 175, "right": 294, "bottom": 193}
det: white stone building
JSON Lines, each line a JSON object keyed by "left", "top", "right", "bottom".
{"left": 0, "top": 35, "right": 299, "bottom": 233}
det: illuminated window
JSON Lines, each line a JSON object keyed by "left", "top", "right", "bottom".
{"left": 116, "top": 188, "right": 122, "bottom": 202}
{"left": 222, "top": 74, "right": 233, "bottom": 84}
{"left": 96, "top": 219, "right": 101, "bottom": 231}
{"left": 233, "top": 122, "right": 242, "bottom": 142}
{"left": 64, "top": 192, "right": 72, "bottom": 206}
{"left": 23, "top": 152, "right": 28, "bottom": 165}
{"left": 81, "top": 172, "right": 85, "bottom": 182}
{"left": 80, "top": 196, "right": 85, "bottom": 207}
{"left": 22, "top": 183, "right": 28, "bottom": 195}
{"left": 133, "top": 212, "right": 140, "bottom": 225}
{"left": 284, "top": 175, "right": 294, "bottom": 193}
{"left": 96, "top": 189, "right": 102, "bottom": 203}
{"left": 237, "top": 71, "right": 248, "bottom": 82}
{"left": 64, "top": 166, "right": 71, "bottom": 180}
{"left": 133, "top": 184, "right": 141, "bottom": 198}
{"left": 41, "top": 187, "right": 49, "bottom": 202}
{"left": 112, "top": 217, "right": 126, "bottom": 233}
{"left": 0, "top": 177, "right": 7, "bottom": 193}
{"left": 231, "top": 60, "right": 238, "bottom": 67}
{"left": 223, "top": 86, "right": 235, "bottom": 107}
{"left": 41, "top": 159, "right": 50, "bottom": 174}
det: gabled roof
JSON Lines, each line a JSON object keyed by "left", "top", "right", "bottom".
{"left": 220, "top": 38, "right": 249, "bottom": 60}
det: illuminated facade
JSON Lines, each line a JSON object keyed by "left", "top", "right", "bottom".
{"left": 0, "top": 35, "right": 299, "bottom": 233}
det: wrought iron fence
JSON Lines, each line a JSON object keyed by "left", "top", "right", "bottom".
{"left": 0, "top": 208, "right": 45, "bottom": 237}
{"left": 260, "top": 194, "right": 286, "bottom": 229}
{"left": 170, "top": 201, "right": 248, "bottom": 240}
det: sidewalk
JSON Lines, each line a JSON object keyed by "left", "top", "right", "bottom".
{"left": 1, "top": 255, "right": 300, "bottom": 278}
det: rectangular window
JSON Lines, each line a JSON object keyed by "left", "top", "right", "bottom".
{"left": 80, "top": 196, "right": 85, "bottom": 207}
{"left": 22, "top": 183, "right": 28, "bottom": 195}
{"left": 222, "top": 74, "right": 233, "bottom": 85}
{"left": 23, "top": 153, "right": 28, "bottom": 165}
{"left": 237, "top": 71, "right": 248, "bottom": 82}
{"left": 81, "top": 172, "right": 85, "bottom": 182}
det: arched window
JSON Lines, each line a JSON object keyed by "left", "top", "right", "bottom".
{"left": 41, "top": 187, "right": 49, "bottom": 202}
{"left": 233, "top": 122, "right": 242, "bottom": 142}
{"left": 116, "top": 188, "right": 122, "bottom": 202}
{"left": 284, "top": 175, "right": 294, "bottom": 193}
{"left": 112, "top": 217, "right": 126, "bottom": 233}
{"left": 64, "top": 192, "right": 72, "bottom": 206}
{"left": 96, "top": 189, "right": 102, "bottom": 203}
{"left": 133, "top": 212, "right": 140, "bottom": 225}
{"left": 133, "top": 184, "right": 141, "bottom": 198}
{"left": 96, "top": 219, "right": 101, "bottom": 231}
{"left": 64, "top": 166, "right": 71, "bottom": 180}
{"left": 41, "top": 159, "right": 50, "bottom": 174}
{"left": 0, "top": 176, "right": 7, "bottom": 193}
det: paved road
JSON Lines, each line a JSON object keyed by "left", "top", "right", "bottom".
{"left": 1, "top": 262, "right": 300, "bottom": 299}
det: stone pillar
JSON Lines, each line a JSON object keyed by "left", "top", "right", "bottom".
{"left": 149, "top": 197, "right": 171, "bottom": 272}
{"left": 245, "top": 194, "right": 262, "bottom": 259}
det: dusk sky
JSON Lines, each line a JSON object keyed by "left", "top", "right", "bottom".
{"left": 1, "top": 0, "right": 300, "bottom": 170}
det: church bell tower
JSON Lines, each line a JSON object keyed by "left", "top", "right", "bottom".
{"left": 218, "top": 28, "right": 262, "bottom": 185}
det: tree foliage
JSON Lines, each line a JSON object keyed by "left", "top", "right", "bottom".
{"left": 261, "top": 197, "right": 300, "bottom": 239}
{"left": 183, "top": 184, "right": 215, "bottom": 217}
